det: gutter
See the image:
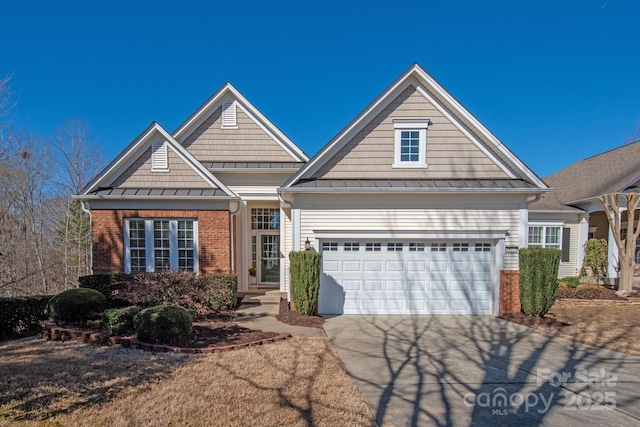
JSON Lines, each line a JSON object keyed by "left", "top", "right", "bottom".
{"left": 278, "top": 187, "right": 552, "bottom": 195}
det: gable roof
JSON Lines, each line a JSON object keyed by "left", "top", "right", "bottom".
{"left": 78, "top": 122, "right": 236, "bottom": 199}
{"left": 544, "top": 140, "right": 640, "bottom": 205}
{"left": 283, "top": 63, "right": 548, "bottom": 191}
{"left": 172, "top": 82, "right": 309, "bottom": 162}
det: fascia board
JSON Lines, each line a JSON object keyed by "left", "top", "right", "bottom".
{"left": 312, "top": 230, "right": 509, "bottom": 240}
{"left": 278, "top": 187, "right": 550, "bottom": 195}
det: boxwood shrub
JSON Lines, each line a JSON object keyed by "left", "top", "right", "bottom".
{"left": 48, "top": 288, "right": 107, "bottom": 323}
{"left": 78, "top": 273, "right": 128, "bottom": 307}
{"left": 0, "top": 295, "right": 52, "bottom": 341}
{"left": 133, "top": 305, "right": 193, "bottom": 345}
{"left": 103, "top": 306, "right": 142, "bottom": 335}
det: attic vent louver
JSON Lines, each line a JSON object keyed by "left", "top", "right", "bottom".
{"left": 222, "top": 100, "right": 237, "bottom": 128}
{"left": 151, "top": 141, "right": 169, "bottom": 171}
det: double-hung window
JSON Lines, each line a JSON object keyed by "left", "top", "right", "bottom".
{"left": 393, "top": 118, "right": 429, "bottom": 167}
{"left": 528, "top": 224, "right": 561, "bottom": 250}
{"left": 125, "top": 219, "right": 198, "bottom": 273}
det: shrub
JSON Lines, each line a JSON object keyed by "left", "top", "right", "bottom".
{"left": 559, "top": 277, "right": 580, "bottom": 288}
{"left": 0, "top": 295, "right": 52, "bottom": 341}
{"left": 133, "top": 305, "right": 193, "bottom": 345}
{"left": 78, "top": 274, "right": 128, "bottom": 307}
{"left": 575, "top": 284, "right": 603, "bottom": 299}
{"left": 519, "top": 248, "right": 561, "bottom": 317}
{"left": 103, "top": 306, "right": 142, "bottom": 335}
{"left": 203, "top": 274, "right": 238, "bottom": 310}
{"left": 48, "top": 288, "right": 107, "bottom": 323}
{"left": 581, "top": 238, "right": 607, "bottom": 277}
{"left": 558, "top": 286, "right": 575, "bottom": 299}
{"left": 289, "top": 251, "right": 322, "bottom": 316}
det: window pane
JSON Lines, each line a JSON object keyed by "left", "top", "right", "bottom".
{"left": 251, "top": 208, "right": 280, "bottom": 230}
{"left": 528, "top": 227, "right": 542, "bottom": 245}
{"left": 177, "top": 220, "right": 195, "bottom": 271}
{"left": 545, "top": 227, "right": 560, "bottom": 245}
{"left": 400, "top": 130, "right": 420, "bottom": 162}
{"left": 128, "top": 220, "right": 146, "bottom": 272}
{"left": 153, "top": 220, "right": 170, "bottom": 271}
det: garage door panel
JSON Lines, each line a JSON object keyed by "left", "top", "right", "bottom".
{"left": 408, "top": 299, "right": 427, "bottom": 311}
{"left": 323, "top": 260, "right": 340, "bottom": 272}
{"left": 472, "top": 299, "right": 492, "bottom": 313}
{"left": 408, "top": 280, "right": 426, "bottom": 291}
{"left": 429, "top": 261, "right": 448, "bottom": 272}
{"left": 386, "top": 261, "right": 404, "bottom": 272}
{"left": 451, "top": 280, "right": 470, "bottom": 291}
{"left": 364, "top": 280, "right": 383, "bottom": 291}
{"left": 452, "top": 261, "right": 470, "bottom": 272}
{"left": 363, "top": 299, "right": 383, "bottom": 311}
{"left": 364, "top": 261, "right": 383, "bottom": 272}
{"left": 385, "top": 299, "right": 405, "bottom": 311}
{"left": 407, "top": 261, "right": 426, "bottom": 271}
{"left": 342, "top": 280, "right": 361, "bottom": 291}
{"left": 385, "top": 280, "right": 404, "bottom": 291}
{"left": 473, "top": 280, "right": 492, "bottom": 292}
{"left": 429, "top": 299, "right": 449, "bottom": 312}
{"left": 429, "top": 281, "right": 448, "bottom": 291}
{"left": 343, "top": 261, "right": 361, "bottom": 272}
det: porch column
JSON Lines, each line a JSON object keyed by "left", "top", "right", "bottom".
{"left": 577, "top": 215, "right": 589, "bottom": 276}
{"left": 607, "top": 210, "right": 620, "bottom": 279}
{"left": 519, "top": 202, "right": 528, "bottom": 249}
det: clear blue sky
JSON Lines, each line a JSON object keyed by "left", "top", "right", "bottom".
{"left": 1, "top": 0, "right": 638, "bottom": 177}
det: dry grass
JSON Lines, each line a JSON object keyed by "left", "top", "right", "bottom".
{"left": 0, "top": 337, "right": 375, "bottom": 426}
{"left": 543, "top": 302, "right": 640, "bottom": 356}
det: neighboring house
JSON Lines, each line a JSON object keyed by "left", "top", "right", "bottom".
{"left": 529, "top": 140, "right": 640, "bottom": 281}
{"left": 77, "top": 63, "right": 551, "bottom": 316}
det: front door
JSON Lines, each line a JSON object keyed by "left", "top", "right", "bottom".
{"left": 259, "top": 234, "right": 280, "bottom": 285}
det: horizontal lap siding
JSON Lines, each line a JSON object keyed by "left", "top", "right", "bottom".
{"left": 313, "top": 85, "right": 509, "bottom": 180}
{"left": 182, "top": 106, "right": 295, "bottom": 162}
{"left": 559, "top": 220, "right": 581, "bottom": 278}
{"left": 299, "top": 208, "right": 520, "bottom": 270}
{"left": 111, "top": 145, "right": 212, "bottom": 189}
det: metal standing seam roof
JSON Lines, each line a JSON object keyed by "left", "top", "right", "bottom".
{"left": 88, "top": 188, "right": 230, "bottom": 197}
{"left": 288, "top": 178, "right": 540, "bottom": 190}
{"left": 202, "top": 161, "right": 306, "bottom": 170}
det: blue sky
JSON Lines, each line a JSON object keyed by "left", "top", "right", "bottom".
{"left": 1, "top": 0, "right": 638, "bottom": 177}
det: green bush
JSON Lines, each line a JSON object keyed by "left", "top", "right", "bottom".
{"left": 133, "top": 305, "right": 193, "bottom": 345}
{"left": 48, "top": 288, "right": 107, "bottom": 323}
{"left": 519, "top": 248, "right": 561, "bottom": 317}
{"left": 103, "top": 306, "right": 142, "bottom": 335}
{"left": 559, "top": 276, "right": 580, "bottom": 288}
{"left": 203, "top": 274, "right": 238, "bottom": 310}
{"left": 289, "top": 251, "right": 322, "bottom": 316}
{"left": 575, "top": 284, "right": 603, "bottom": 299}
{"left": 581, "top": 238, "right": 608, "bottom": 277}
{"left": 78, "top": 274, "right": 128, "bottom": 307}
{"left": 0, "top": 295, "right": 52, "bottom": 341}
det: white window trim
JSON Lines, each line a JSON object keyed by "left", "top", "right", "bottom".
{"left": 124, "top": 219, "right": 198, "bottom": 274}
{"left": 527, "top": 222, "right": 563, "bottom": 251}
{"left": 151, "top": 141, "right": 170, "bottom": 172}
{"left": 393, "top": 118, "right": 429, "bottom": 168}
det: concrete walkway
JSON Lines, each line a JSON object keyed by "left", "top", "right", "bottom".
{"left": 233, "top": 290, "right": 326, "bottom": 338}
{"left": 324, "top": 315, "right": 640, "bottom": 427}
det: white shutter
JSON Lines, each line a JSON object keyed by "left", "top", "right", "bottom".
{"left": 222, "top": 100, "right": 237, "bottom": 127}
{"left": 151, "top": 141, "right": 168, "bottom": 170}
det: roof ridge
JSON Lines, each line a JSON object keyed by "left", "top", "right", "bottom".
{"left": 579, "top": 139, "right": 640, "bottom": 162}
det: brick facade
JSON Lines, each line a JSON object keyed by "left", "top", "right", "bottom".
{"left": 91, "top": 209, "right": 230, "bottom": 275}
{"left": 499, "top": 270, "right": 521, "bottom": 315}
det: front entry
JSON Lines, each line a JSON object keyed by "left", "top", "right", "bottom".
{"left": 259, "top": 233, "right": 280, "bottom": 285}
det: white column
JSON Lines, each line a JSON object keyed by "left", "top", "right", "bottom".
{"left": 279, "top": 207, "right": 286, "bottom": 293}
{"left": 577, "top": 215, "right": 589, "bottom": 276}
{"left": 519, "top": 202, "right": 529, "bottom": 248}
{"left": 607, "top": 211, "right": 620, "bottom": 279}
{"left": 239, "top": 205, "right": 248, "bottom": 291}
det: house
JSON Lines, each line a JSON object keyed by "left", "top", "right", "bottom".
{"left": 77, "top": 63, "right": 551, "bottom": 316}
{"left": 529, "top": 140, "right": 640, "bottom": 281}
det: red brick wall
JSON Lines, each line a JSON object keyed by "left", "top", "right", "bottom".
{"left": 91, "top": 209, "right": 230, "bottom": 275}
{"left": 499, "top": 270, "right": 521, "bottom": 315}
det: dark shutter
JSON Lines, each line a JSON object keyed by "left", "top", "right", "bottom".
{"left": 561, "top": 228, "right": 571, "bottom": 262}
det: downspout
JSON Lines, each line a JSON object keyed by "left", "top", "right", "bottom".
{"left": 229, "top": 199, "right": 242, "bottom": 274}
{"left": 279, "top": 193, "right": 295, "bottom": 307}
{"left": 80, "top": 200, "right": 93, "bottom": 275}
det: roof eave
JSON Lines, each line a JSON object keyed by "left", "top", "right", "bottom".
{"left": 279, "top": 187, "right": 550, "bottom": 194}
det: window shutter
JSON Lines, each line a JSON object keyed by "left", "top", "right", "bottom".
{"left": 561, "top": 228, "right": 571, "bottom": 262}
{"left": 222, "top": 100, "right": 236, "bottom": 127}
{"left": 152, "top": 142, "right": 168, "bottom": 170}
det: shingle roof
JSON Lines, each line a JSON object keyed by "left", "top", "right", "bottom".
{"left": 528, "top": 189, "right": 584, "bottom": 212}
{"left": 545, "top": 140, "right": 640, "bottom": 204}
{"left": 287, "top": 178, "right": 540, "bottom": 190}
{"left": 87, "top": 188, "right": 230, "bottom": 197}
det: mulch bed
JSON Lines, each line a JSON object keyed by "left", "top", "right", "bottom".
{"left": 276, "top": 298, "right": 325, "bottom": 328}
{"left": 499, "top": 312, "right": 568, "bottom": 330}
{"left": 190, "top": 320, "right": 279, "bottom": 348}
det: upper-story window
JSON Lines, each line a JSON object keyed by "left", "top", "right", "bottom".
{"left": 393, "top": 118, "right": 429, "bottom": 168}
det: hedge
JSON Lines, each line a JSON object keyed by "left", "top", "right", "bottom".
{"left": 48, "top": 288, "right": 107, "bottom": 323}
{"left": 78, "top": 273, "right": 128, "bottom": 307}
{"left": 133, "top": 305, "right": 193, "bottom": 345}
{"left": 519, "top": 248, "right": 561, "bottom": 317}
{"left": 0, "top": 295, "right": 52, "bottom": 341}
{"left": 289, "top": 251, "right": 322, "bottom": 316}
{"left": 203, "top": 274, "right": 238, "bottom": 310}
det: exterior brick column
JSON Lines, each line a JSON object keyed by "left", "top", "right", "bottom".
{"left": 499, "top": 270, "right": 521, "bottom": 315}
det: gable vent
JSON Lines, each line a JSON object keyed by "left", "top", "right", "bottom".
{"left": 222, "top": 100, "right": 237, "bottom": 128}
{"left": 151, "top": 141, "right": 169, "bottom": 171}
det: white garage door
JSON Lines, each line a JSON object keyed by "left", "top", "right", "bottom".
{"left": 318, "top": 240, "right": 495, "bottom": 315}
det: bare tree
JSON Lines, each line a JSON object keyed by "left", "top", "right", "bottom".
{"left": 599, "top": 192, "right": 640, "bottom": 296}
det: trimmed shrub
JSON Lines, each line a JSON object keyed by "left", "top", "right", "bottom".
{"left": 581, "top": 238, "right": 607, "bottom": 278}
{"left": 48, "top": 288, "right": 107, "bottom": 323}
{"left": 519, "top": 248, "right": 561, "bottom": 317}
{"left": 289, "top": 251, "right": 322, "bottom": 316}
{"left": 78, "top": 274, "right": 128, "bottom": 307}
{"left": 203, "top": 274, "right": 238, "bottom": 310}
{"left": 0, "top": 295, "right": 52, "bottom": 341}
{"left": 576, "top": 284, "right": 603, "bottom": 299}
{"left": 559, "top": 277, "right": 580, "bottom": 288}
{"left": 103, "top": 306, "right": 142, "bottom": 335}
{"left": 133, "top": 305, "right": 193, "bottom": 345}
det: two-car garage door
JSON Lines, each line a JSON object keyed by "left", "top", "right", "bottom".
{"left": 318, "top": 240, "right": 496, "bottom": 315}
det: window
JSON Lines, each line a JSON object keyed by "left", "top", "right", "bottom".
{"left": 409, "top": 243, "right": 425, "bottom": 252}
{"left": 393, "top": 119, "right": 429, "bottom": 167}
{"left": 621, "top": 228, "right": 640, "bottom": 265}
{"left": 365, "top": 243, "right": 382, "bottom": 252}
{"left": 125, "top": 219, "right": 197, "bottom": 273}
{"left": 453, "top": 243, "right": 469, "bottom": 252}
{"left": 344, "top": 242, "right": 360, "bottom": 252}
{"left": 322, "top": 242, "right": 338, "bottom": 252}
{"left": 251, "top": 208, "right": 280, "bottom": 230}
{"left": 528, "top": 225, "right": 561, "bottom": 250}
{"left": 431, "top": 242, "right": 447, "bottom": 252}
{"left": 151, "top": 141, "right": 169, "bottom": 171}
{"left": 475, "top": 243, "right": 491, "bottom": 252}
{"left": 387, "top": 242, "right": 403, "bottom": 251}
{"left": 221, "top": 99, "right": 237, "bottom": 128}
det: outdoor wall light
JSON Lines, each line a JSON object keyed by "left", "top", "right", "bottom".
{"left": 304, "top": 238, "right": 311, "bottom": 250}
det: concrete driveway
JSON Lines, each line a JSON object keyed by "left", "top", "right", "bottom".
{"left": 324, "top": 316, "right": 640, "bottom": 426}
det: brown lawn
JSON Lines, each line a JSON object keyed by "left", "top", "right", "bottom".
{"left": 0, "top": 337, "right": 375, "bottom": 426}
{"left": 533, "top": 302, "right": 640, "bottom": 356}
